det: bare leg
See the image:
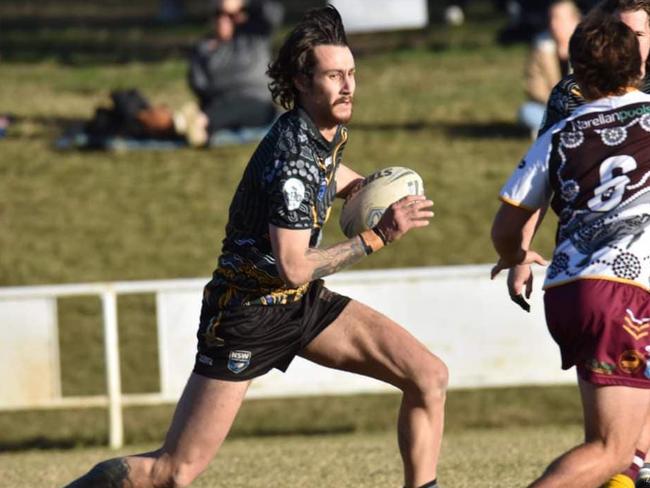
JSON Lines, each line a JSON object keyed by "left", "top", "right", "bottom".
{"left": 65, "top": 373, "right": 250, "bottom": 488}
{"left": 637, "top": 410, "right": 650, "bottom": 454}
{"left": 528, "top": 377, "right": 650, "bottom": 488}
{"left": 300, "top": 300, "right": 448, "bottom": 488}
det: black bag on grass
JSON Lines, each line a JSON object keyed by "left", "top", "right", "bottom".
{"left": 85, "top": 89, "right": 151, "bottom": 138}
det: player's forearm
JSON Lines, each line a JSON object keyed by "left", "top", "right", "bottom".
{"left": 521, "top": 206, "right": 546, "bottom": 249}
{"left": 520, "top": 212, "right": 538, "bottom": 250}
{"left": 279, "top": 230, "right": 384, "bottom": 287}
{"left": 491, "top": 202, "right": 543, "bottom": 265}
{"left": 305, "top": 236, "right": 368, "bottom": 282}
{"left": 491, "top": 219, "right": 525, "bottom": 264}
{"left": 492, "top": 236, "right": 525, "bottom": 265}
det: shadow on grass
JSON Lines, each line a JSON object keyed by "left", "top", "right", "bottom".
{"left": 350, "top": 120, "right": 530, "bottom": 140}
{"left": 4, "top": 115, "right": 86, "bottom": 141}
{"left": 350, "top": 120, "right": 435, "bottom": 133}
{"left": 0, "top": 437, "right": 82, "bottom": 452}
{"left": 0, "top": 426, "right": 355, "bottom": 453}
{"left": 18, "top": 115, "right": 86, "bottom": 127}
{"left": 240, "top": 425, "right": 355, "bottom": 438}
{"left": 11, "top": 116, "right": 530, "bottom": 145}
{"left": 443, "top": 121, "right": 531, "bottom": 139}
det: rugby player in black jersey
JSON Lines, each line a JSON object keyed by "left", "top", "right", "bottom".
{"left": 65, "top": 6, "right": 445, "bottom": 488}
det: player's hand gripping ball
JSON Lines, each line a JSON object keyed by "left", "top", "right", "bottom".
{"left": 340, "top": 166, "right": 425, "bottom": 238}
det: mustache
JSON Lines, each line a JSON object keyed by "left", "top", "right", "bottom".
{"left": 334, "top": 96, "right": 353, "bottom": 105}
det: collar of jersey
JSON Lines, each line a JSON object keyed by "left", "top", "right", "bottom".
{"left": 571, "top": 89, "right": 650, "bottom": 119}
{"left": 294, "top": 106, "right": 345, "bottom": 152}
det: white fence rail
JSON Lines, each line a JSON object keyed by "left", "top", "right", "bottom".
{"left": 0, "top": 265, "right": 572, "bottom": 448}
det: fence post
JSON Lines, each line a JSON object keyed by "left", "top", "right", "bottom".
{"left": 101, "top": 289, "right": 123, "bottom": 449}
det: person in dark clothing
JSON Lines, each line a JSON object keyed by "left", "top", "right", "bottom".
{"left": 188, "top": 0, "right": 284, "bottom": 134}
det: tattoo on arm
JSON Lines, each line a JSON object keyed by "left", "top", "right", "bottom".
{"left": 65, "top": 458, "right": 133, "bottom": 488}
{"left": 307, "top": 236, "right": 367, "bottom": 281}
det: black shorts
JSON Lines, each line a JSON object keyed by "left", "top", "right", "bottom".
{"left": 193, "top": 280, "right": 351, "bottom": 381}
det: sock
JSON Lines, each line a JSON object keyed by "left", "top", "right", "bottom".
{"left": 601, "top": 473, "right": 635, "bottom": 488}
{"left": 639, "top": 462, "right": 650, "bottom": 480}
{"left": 623, "top": 449, "right": 646, "bottom": 480}
{"left": 418, "top": 480, "right": 438, "bottom": 488}
{"left": 403, "top": 479, "right": 438, "bottom": 488}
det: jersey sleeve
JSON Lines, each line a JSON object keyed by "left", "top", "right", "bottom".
{"left": 538, "top": 76, "right": 582, "bottom": 136}
{"left": 266, "top": 132, "right": 320, "bottom": 230}
{"left": 499, "top": 130, "right": 553, "bottom": 211}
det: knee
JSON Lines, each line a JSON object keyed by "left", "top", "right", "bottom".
{"left": 403, "top": 353, "right": 448, "bottom": 402}
{"left": 589, "top": 439, "right": 637, "bottom": 475}
{"left": 169, "top": 465, "right": 200, "bottom": 488}
{"left": 609, "top": 444, "right": 638, "bottom": 474}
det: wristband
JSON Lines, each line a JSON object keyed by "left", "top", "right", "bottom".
{"left": 359, "top": 229, "right": 385, "bottom": 255}
{"left": 371, "top": 225, "right": 389, "bottom": 245}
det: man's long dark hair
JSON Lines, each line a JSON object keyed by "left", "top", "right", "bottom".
{"left": 267, "top": 5, "right": 348, "bottom": 110}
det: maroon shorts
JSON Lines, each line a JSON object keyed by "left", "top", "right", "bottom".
{"left": 544, "top": 279, "right": 650, "bottom": 388}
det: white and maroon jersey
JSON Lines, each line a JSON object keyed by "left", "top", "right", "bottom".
{"left": 500, "top": 90, "right": 650, "bottom": 291}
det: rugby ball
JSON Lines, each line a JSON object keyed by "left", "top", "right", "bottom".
{"left": 340, "top": 166, "right": 424, "bottom": 238}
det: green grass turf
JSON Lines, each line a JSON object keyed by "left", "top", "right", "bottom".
{"left": 0, "top": 424, "right": 582, "bottom": 487}
{"left": 0, "top": 386, "right": 582, "bottom": 450}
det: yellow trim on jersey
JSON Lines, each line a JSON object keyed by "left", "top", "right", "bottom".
{"left": 570, "top": 88, "right": 582, "bottom": 98}
{"left": 331, "top": 127, "right": 347, "bottom": 169}
{"left": 543, "top": 275, "right": 650, "bottom": 293}
{"left": 323, "top": 206, "right": 332, "bottom": 225}
{"left": 498, "top": 195, "right": 538, "bottom": 212}
{"left": 311, "top": 204, "right": 318, "bottom": 224}
{"left": 313, "top": 127, "right": 348, "bottom": 228}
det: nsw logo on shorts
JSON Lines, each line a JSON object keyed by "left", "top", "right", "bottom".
{"left": 228, "top": 350, "right": 252, "bottom": 374}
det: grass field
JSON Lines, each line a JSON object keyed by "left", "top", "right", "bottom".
{"left": 1, "top": 425, "right": 583, "bottom": 487}
{"left": 0, "top": 2, "right": 585, "bottom": 486}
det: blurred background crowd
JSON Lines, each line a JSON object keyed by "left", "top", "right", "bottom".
{"left": 0, "top": 0, "right": 600, "bottom": 148}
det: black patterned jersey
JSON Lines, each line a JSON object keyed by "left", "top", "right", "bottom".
{"left": 539, "top": 74, "right": 650, "bottom": 135}
{"left": 501, "top": 90, "right": 650, "bottom": 291}
{"left": 206, "top": 108, "right": 348, "bottom": 308}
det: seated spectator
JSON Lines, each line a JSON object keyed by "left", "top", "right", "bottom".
{"left": 189, "top": 0, "right": 284, "bottom": 136}
{"left": 518, "top": 0, "right": 581, "bottom": 136}
{"left": 67, "top": 0, "right": 283, "bottom": 150}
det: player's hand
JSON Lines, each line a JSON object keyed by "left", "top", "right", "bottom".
{"left": 506, "top": 264, "right": 534, "bottom": 312}
{"left": 374, "top": 195, "right": 434, "bottom": 243}
{"left": 490, "top": 250, "right": 547, "bottom": 280}
{"left": 343, "top": 178, "right": 365, "bottom": 202}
